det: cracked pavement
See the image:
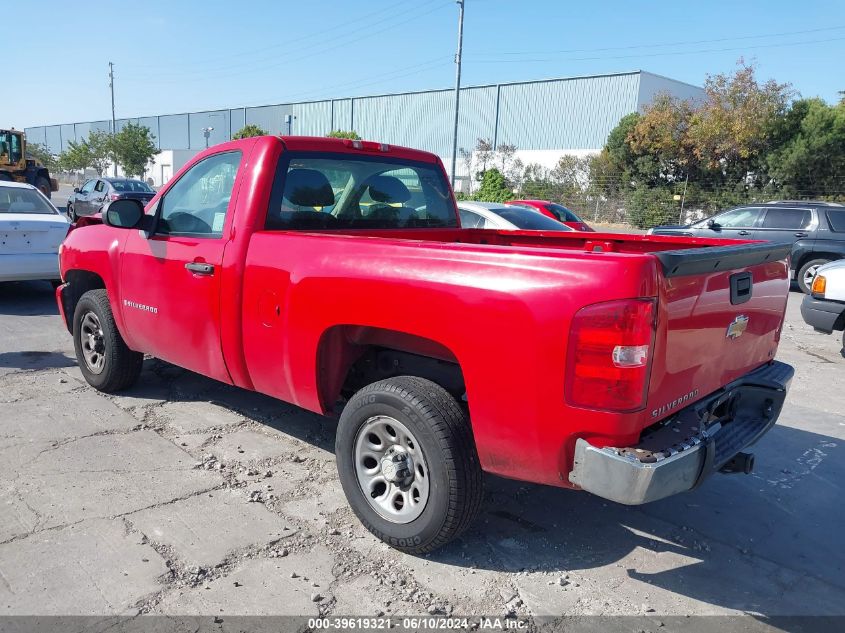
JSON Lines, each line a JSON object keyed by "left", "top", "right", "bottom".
{"left": 0, "top": 280, "right": 843, "bottom": 624}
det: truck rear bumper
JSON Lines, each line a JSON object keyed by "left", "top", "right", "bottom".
{"left": 569, "top": 361, "right": 794, "bottom": 505}
{"left": 800, "top": 295, "right": 845, "bottom": 334}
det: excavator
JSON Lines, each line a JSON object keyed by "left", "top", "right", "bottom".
{"left": 0, "top": 128, "right": 59, "bottom": 198}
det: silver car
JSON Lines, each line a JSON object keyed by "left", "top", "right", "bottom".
{"left": 457, "top": 201, "right": 574, "bottom": 231}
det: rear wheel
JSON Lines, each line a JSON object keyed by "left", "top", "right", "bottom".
{"left": 336, "top": 376, "right": 483, "bottom": 554}
{"left": 35, "top": 176, "right": 51, "bottom": 199}
{"left": 72, "top": 289, "right": 143, "bottom": 392}
{"left": 798, "top": 258, "right": 831, "bottom": 294}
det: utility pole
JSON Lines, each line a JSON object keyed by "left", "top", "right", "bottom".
{"left": 449, "top": 0, "right": 464, "bottom": 191}
{"left": 109, "top": 61, "right": 117, "bottom": 176}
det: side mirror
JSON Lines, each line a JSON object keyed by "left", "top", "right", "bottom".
{"left": 102, "top": 199, "right": 145, "bottom": 229}
{"left": 707, "top": 219, "right": 720, "bottom": 229}
{"left": 73, "top": 187, "right": 80, "bottom": 193}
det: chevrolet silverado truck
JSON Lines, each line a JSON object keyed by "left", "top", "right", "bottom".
{"left": 56, "top": 135, "right": 794, "bottom": 553}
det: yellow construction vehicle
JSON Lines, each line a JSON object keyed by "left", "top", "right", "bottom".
{"left": 0, "top": 128, "right": 59, "bottom": 198}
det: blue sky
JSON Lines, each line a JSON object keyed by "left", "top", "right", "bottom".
{"left": 9, "top": 0, "right": 845, "bottom": 128}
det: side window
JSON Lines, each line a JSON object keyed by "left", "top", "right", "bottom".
{"left": 827, "top": 209, "right": 845, "bottom": 232}
{"left": 94, "top": 180, "right": 105, "bottom": 193}
{"left": 9, "top": 133, "right": 22, "bottom": 163}
{"left": 459, "top": 208, "right": 487, "bottom": 229}
{"left": 760, "top": 208, "right": 812, "bottom": 230}
{"left": 158, "top": 151, "right": 241, "bottom": 237}
{"left": 81, "top": 180, "right": 96, "bottom": 194}
{"left": 715, "top": 207, "right": 761, "bottom": 228}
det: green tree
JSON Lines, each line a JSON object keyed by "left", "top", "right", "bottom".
{"left": 688, "top": 60, "right": 793, "bottom": 181}
{"left": 58, "top": 139, "right": 93, "bottom": 173}
{"left": 25, "top": 142, "right": 58, "bottom": 171}
{"left": 326, "top": 130, "right": 361, "bottom": 140}
{"left": 111, "top": 123, "right": 159, "bottom": 178}
{"left": 58, "top": 130, "right": 115, "bottom": 175}
{"left": 767, "top": 98, "right": 845, "bottom": 198}
{"left": 475, "top": 168, "right": 513, "bottom": 202}
{"left": 232, "top": 124, "right": 268, "bottom": 139}
{"left": 87, "top": 130, "right": 115, "bottom": 176}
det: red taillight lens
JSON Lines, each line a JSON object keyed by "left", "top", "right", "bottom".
{"left": 109, "top": 193, "right": 121, "bottom": 201}
{"left": 565, "top": 298, "right": 657, "bottom": 412}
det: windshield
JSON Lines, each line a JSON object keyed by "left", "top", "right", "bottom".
{"left": 110, "top": 179, "right": 153, "bottom": 193}
{"left": 492, "top": 207, "right": 573, "bottom": 231}
{"left": 547, "top": 203, "right": 582, "bottom": 223}
{"left": 266, "top": 152, "right": 457, "bottom": 230}
{"left": 0, "top": 186, "right": 57, "bottom": 215}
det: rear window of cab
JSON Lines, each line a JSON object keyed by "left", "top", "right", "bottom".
{"left": 265, "top": 152, "right": 457, "bottom": 231}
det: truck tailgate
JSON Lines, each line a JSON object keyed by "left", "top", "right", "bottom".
{"left": 646, "top": 241, "right": 792, "bottom": 422}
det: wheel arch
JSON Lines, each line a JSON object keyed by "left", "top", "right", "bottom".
{"left": 794, "top": 252, "right": 844, "bottom": 278}
{"left": 60, "top": 269, "right": 107, "bottom": 332}
{"left": 315, "top": 325, "right": 465, "bottom": 413}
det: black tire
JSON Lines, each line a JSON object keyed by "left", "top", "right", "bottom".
{"left": 67, "top": 203, "right": 76, "bottom": 222}
{"left": 336, "top": 376, "right": 483, "bottom": 554}
{"left": 797, "top": 258, "right": 831, "bottom": 294}
{"left": 35, "top": 176, "right": 51, "bottom": 199}
{"left": 72, "top": 289, "right": 143, "bottom": 392}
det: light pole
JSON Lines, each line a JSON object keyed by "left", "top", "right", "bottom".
{"left": 202, "top": 127, "right": 214, "bottom": 149}
{"left": 109, "top": 61, "right": 117, "bottom": 176}
{"left": 449, "top": 0, "right": 465, "bottom": 191}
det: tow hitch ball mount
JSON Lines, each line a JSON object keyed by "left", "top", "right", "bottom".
{"left": 719, "top": 451, "right": 755, "bottom": 475}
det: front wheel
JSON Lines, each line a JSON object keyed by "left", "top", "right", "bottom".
{"left": 67, "top": 203, "right": 76, "bottom": 222}
{"left": 72, "top": 289, "right": 143, "bottom": 392}
{"left": 336, "top": 376, "right": 483, "bottom": 554}
{"left": 798, "top": 258, "right": 831, "bottom": 294}
{"left": 35, "top": 176, "right": 52, "bottom": 199}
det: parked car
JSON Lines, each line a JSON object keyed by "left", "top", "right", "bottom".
{"left": 0, "top": 180, "right": 70, "bottom": 284}
{"left": 647, "top": 201, "right": 845, "bottom": 293}
{"left": 56, "top": 135, "right": 793, "bottom": 553}
{"left": 800, "top": 259, "right": 845, "bottom": 355}
{"left": 67, "top": 177, "right": 156, "bottom": 221}
{"left": 458, "top": 201, "right": 574, "bottom": 231}
{"left": 507, "top": 199, "right": 594, "bottom": 231}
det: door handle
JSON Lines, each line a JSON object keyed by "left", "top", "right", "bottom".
{"left": 185, "top": 262, "right": 214, "bottom": 275}
{"left": 737, "top": 230, "right": 750, "bottom": 236}
{"left": 794, "top": 232, "right": 808, "bottom": 238}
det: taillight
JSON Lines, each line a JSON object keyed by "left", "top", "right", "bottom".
{"left": 109, "top": 193, "right": 121, "bottom": 201}
{"left": 565, "top": 298, "right": 657, "bottom": 412}
{"left": 811, "top": 274, "right": 826, "bottom": 298}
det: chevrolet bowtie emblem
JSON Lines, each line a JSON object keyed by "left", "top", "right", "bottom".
{"left": 726, "top": 315, "right": 749, "bottom": 339}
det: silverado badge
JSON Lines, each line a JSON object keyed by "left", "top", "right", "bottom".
{"left": 726, "top": 315, "right": 749, "bottom": 339}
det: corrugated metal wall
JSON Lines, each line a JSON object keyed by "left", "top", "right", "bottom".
{"left": 24, "top": 72, "right": 704, "bottom": 158}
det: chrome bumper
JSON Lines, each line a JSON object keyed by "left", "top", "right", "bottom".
{"left": 569, "top": 361, "right": 794, "bottom": 505}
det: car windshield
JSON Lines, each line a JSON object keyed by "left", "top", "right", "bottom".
{"left": 0, "top": 186, "right": 57, "bottom": 215}
{"left": 547, "top": 203, "right": 582, "bottom": 223}
{"left": 266, "top": 152, "right": 457, "bottom": 230}
{"left": 491, "top": 206, "right": 573, "bottom": 231}
{"left": 110, "top": 179, "right": 153, "bottom": 193}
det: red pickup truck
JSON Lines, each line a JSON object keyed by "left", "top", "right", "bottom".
{"left": 56, "top": 136, "right": 794, "bottom": 553}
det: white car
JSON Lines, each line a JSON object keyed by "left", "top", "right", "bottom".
{"left": 457, "top": 201, "right": 574, "bottom": 231}
{"left": 800, "top": 259, "right": 845, "bottom": 354}
{"left": 0, "top": 181, "right": 70, "bottom": 283}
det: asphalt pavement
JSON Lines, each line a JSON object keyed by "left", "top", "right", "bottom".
{"left": 0, "top": 281, "right": 842, "bottom": 627}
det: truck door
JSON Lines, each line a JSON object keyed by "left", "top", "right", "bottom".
{"left": 118, "top": 150, "right": 243, "bottom": 383}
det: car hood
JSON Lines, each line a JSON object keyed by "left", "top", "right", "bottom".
{"left": 816, "top": 259, "right": 845, "bottom": 275}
